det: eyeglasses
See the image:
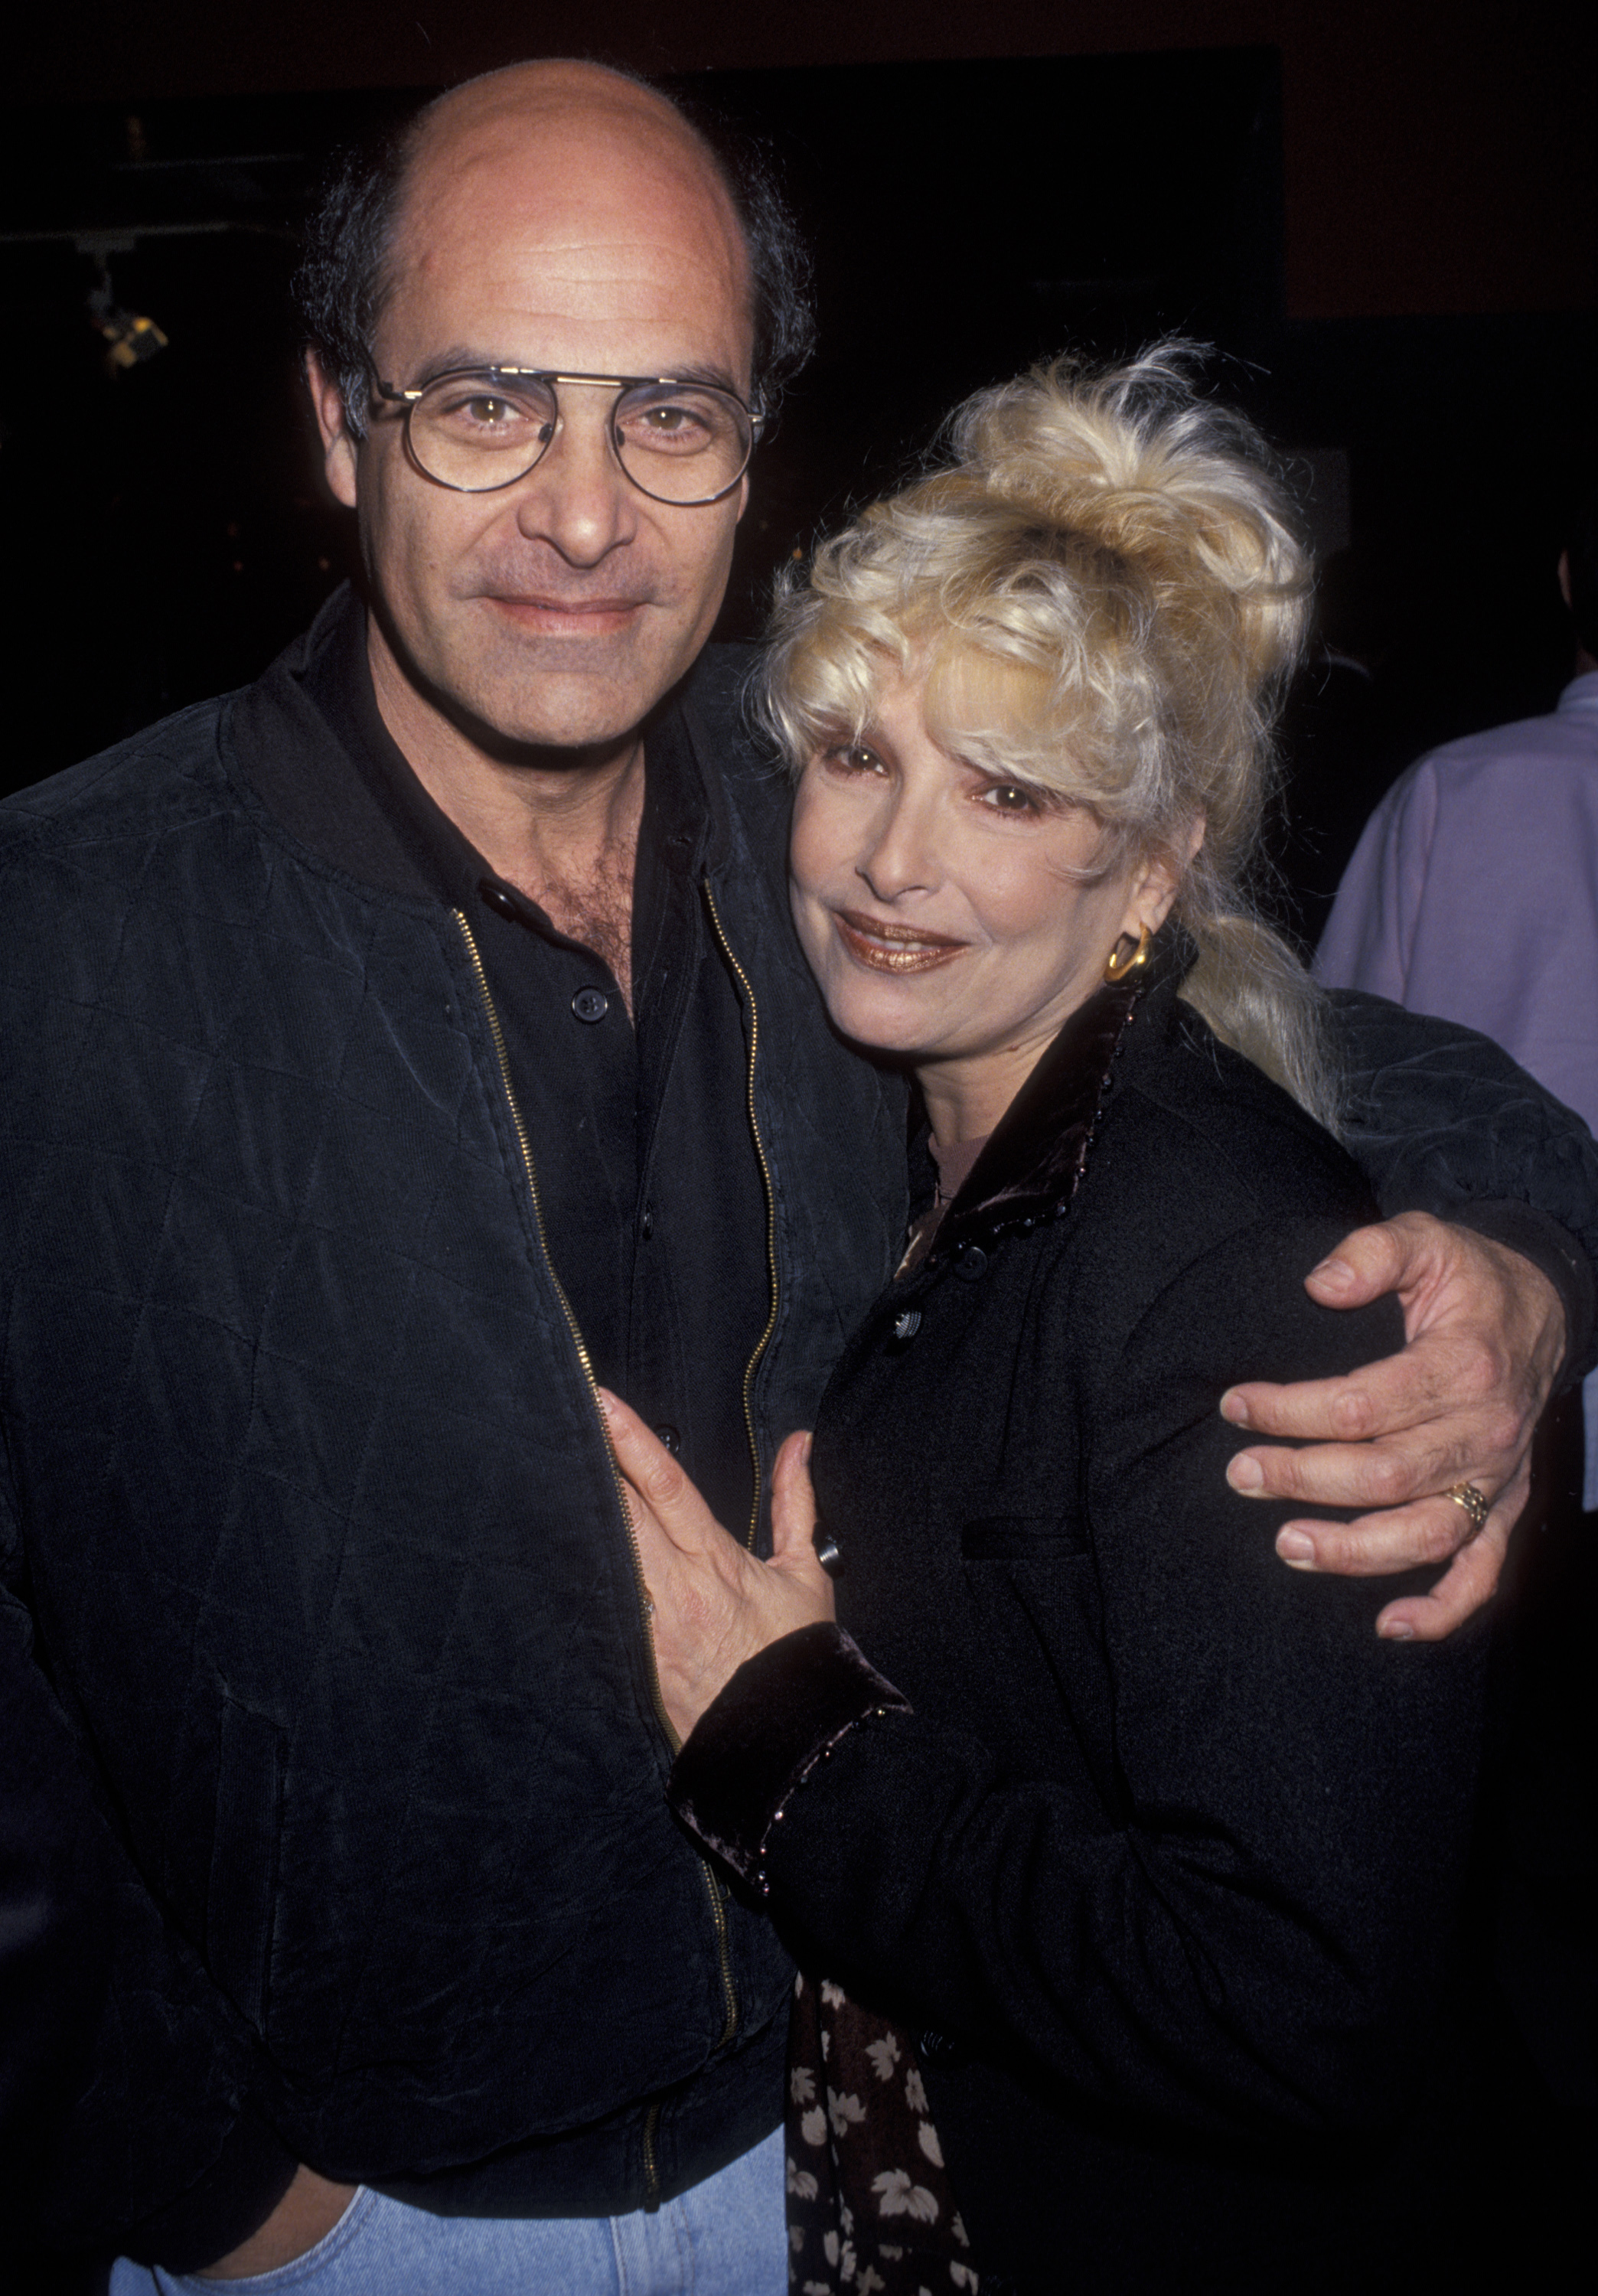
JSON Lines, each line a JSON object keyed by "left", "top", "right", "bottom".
{"left": 370, "top": 367, "right": 765, "bottom": 506}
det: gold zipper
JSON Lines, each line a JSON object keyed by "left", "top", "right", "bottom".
{"left": 702, "top": 884, "right": 780, "bottom": 1552}
{"left": 454, "top": 912, "right": 672, "bottom": 1742}
{"left": 641, "top": 2102, "right": 663, "bottom": 2211}
{"left": 455, "top": 909, "right": 741, "bottom": 2147}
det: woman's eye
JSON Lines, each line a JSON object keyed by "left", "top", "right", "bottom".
{"left": 820, "top": 743, "right": 885, "bottom": 776}
{"left": 977, "top": 781, "right": 1039, "bottom": 814}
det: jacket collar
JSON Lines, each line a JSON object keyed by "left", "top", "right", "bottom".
{"left": 928, "top": 926, "right": 1195, "bottom": 1264}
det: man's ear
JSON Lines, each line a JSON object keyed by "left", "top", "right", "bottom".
{"left": 305, "top": 347, "right": 360, "bottom": 510}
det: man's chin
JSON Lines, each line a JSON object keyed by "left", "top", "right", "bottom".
{"left": 410, "top": 625, "right": 698, "bottom": 759}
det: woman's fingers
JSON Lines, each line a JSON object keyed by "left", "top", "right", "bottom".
{"left": 598, "top": 1390, "right": 720, "bottom": 1556}
{"left": 770, "top": 1432, "right": 834, "bottom": 1606}
{"left": 770, "top": 1431, "right": 817, "bottom": 1555}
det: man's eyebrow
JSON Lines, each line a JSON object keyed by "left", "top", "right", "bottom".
{"left": 403, "top": 349, "right": 747, "bottom": 395}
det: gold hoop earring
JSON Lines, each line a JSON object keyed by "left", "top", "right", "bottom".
{"left": 1104, "top": 925, "right": 1152, "bottom": 983}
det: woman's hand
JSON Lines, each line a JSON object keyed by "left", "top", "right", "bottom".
{"left": 599, "top": 1394, "right": 836, "bottom": 1743}
{"left": 1218, "top": 1213, "right": 1565, "bottom": 1640}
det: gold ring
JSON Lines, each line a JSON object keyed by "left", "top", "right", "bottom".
{"left": 1443, "top": 1482, "right": 1491, "bottom": 1542}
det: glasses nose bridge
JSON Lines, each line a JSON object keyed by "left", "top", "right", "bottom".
{"left": 524, "top": 374, "right": 630, "bottom": 487}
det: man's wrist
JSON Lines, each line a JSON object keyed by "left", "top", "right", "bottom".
{"left": 1445, "top": 1198, "right": 1593, "bottom": 1385}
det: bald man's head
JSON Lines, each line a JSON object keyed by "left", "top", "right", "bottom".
{"left": 297, "top": 60, "right": 813, "bottom": 435}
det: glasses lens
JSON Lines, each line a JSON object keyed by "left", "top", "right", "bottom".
{"left": 611, "top": 383, "right": 753, "bottom": 503}
{"left": 408, "top": 374, "right": 558, "bottom": 491}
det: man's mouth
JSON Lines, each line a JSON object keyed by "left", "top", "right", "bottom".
{"left": 834, "top": 909, "right": 967, "bottom": 974}
{"left": 484, "top": 593, "right": 649, "bottom": 635}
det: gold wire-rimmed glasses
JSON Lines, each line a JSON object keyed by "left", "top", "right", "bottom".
{"left": 370, "top": 366, "right": 764, "bottom": 506}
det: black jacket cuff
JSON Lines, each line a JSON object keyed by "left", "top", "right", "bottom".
{"left": 669, "top": 1624, "right": 911, "bottom": 1893}
{"left": 114, "top": 2110, "right": 300, "bottom": 2273}
{"left": 1447, "top": 1197, "right": 1596, "bottom": 1387}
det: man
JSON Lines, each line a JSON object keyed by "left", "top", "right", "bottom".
{"left": 1, "top": 60, "right": 1592, "bottom": 2289}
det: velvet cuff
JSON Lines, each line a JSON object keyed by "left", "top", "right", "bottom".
{"left": 669, "top": 1624, "right": 912, "bottom": 1893}
{"left": 1447, "top": 1196, "right": 1597, "bottom": 1387}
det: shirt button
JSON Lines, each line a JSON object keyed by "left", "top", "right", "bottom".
{"left": 571, "top": 987, "right": 609, "bottom": 1024}
{"left": 479, "top": 880, "right": 523, "bottom": 921}
{"left": 641, "top": 1204, "right": 655, "bottom": 1241}
{"left": 654, "top": 1424, "right": 681, "bottom": 1453}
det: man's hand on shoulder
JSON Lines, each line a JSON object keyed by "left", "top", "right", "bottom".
{"left": 1218, "top": 1212, "right": 1564, "bottom": 1642}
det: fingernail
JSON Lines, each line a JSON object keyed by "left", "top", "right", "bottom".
{"left": 1227, "top": 1453, "right": 1264, "bottom": 1492}
{"left": 1311, "top": 1255, "right": 1355, "bottom": 1292}
{"left": 1379, "top": 1619, "right": 1415, "bottom": 1642}
{"left": 1276, "top": 1529, "right": 1315, "bottom": 1565}
{"left": 1219, "top": 1390, "right": 1250, "bottom": 1427}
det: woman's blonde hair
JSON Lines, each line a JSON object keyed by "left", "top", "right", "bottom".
{"left": 758, "top": 342, "right": 1339, "bottom": 1130}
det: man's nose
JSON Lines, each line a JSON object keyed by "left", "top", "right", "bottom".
{"left": 511, "top": 395, "right": 637, "bottom": 566}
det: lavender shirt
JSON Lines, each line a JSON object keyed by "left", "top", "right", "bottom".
{"left": 1316, "top": 671, "right": 1598, "bottom": 1501}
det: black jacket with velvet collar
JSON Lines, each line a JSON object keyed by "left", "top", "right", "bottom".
{"left": 673, "top": 951, "right": 1493, "bottom": 2293}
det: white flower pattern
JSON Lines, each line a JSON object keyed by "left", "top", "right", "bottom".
{"left": 865, "top": 2033, "right": 902, "bottom": 2082}
{"left": 784, "top": 1979, "right": 972, "bottom": 2294}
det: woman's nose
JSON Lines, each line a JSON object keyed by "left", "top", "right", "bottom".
{"left": 858, "top": 788, "right": 941, "bottom": 900}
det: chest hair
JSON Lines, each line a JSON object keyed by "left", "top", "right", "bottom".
{"left": 511, "top": 832, "right": 638, "bottom": 1019}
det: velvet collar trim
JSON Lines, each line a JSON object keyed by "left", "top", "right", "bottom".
{"left": 925, "top": 927, "right": 1194, "bottom": 1264}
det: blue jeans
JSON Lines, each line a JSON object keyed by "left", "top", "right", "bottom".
{"left": 109, "top": 2125, "right": 787, "bottom": 2296}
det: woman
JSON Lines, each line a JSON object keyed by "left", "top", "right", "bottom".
{"left": 602, "top": 348, "right": 1485, "bottom": 2294}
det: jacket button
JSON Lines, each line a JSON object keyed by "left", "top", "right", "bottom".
{"left": 955, "top": 1244, "right": 988, "bottom": 1280}
{"left": 572, "top": 987, "right": 609, "bottom": 1024}
{"left": 479, "top": 880, "right": 524, "bottom": 921}
{"left": 641, "top": 1204, "right": 655, "bottom": 1241}
{"left": 892, "top": 1308, "right": 921, "bottom": 1340}
{"left": 654, "top": 1424, "right": 680, "bottom": 1452}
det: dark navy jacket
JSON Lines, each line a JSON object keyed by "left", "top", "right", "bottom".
{"left": 2, "top": 602, "right": 1596, "bottom": 2262}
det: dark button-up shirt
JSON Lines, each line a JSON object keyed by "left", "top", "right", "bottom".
{"left": 303, "top": 608, "right": 771, "bottom": 1538}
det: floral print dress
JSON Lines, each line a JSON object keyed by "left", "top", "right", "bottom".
{"left": 784, "top": 1971, "right": 980, "bottom": 2294}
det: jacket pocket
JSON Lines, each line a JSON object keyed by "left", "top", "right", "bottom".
{"left": 206, "top": 1691, "right": 285, "bottom": 2031}
{"left": 960, "top": 1512, "right": 1089, "bottom": 1561}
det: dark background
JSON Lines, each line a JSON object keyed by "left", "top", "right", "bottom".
{"left": 4, "top": 1, "right": 1594, "bottom": 946}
